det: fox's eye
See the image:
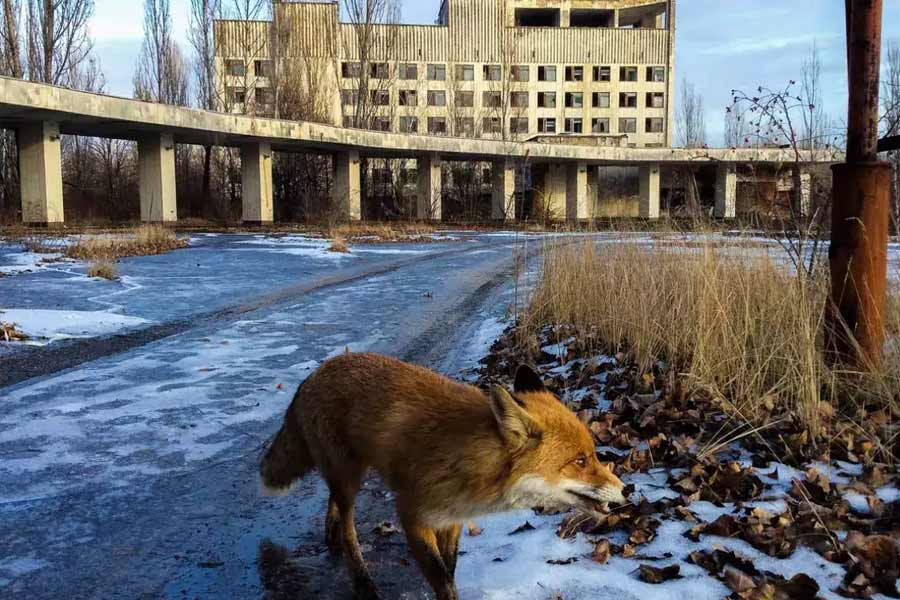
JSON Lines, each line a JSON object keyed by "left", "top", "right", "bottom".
{"left": 574, "top": 456, "right": 588, "bottom": 469}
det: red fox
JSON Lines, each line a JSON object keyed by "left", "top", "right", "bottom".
{"left": 260, "top": 352, "right": 627, "bottom": 600}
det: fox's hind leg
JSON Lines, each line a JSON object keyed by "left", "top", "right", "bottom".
{"left": 436, "top": 524, "right": 462, "bottom": 578}
{"left": 397, "top": 499, "right": 459, "bottom": 600}
{"left": 325, "top": 494, "right": 343, "bottom": 555}
{"left": 324, "top": 469, "right": 379, "bottom": 599}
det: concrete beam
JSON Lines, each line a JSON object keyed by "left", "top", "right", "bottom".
{"left": 491, "top": 159, "right": 516, "bottom": 220}
{"left": 241, "top": 142, "right": 274, "bottom": 224}
{"left": 138, "top": 133, "right": 178, "bottom": 223}
{"left": 714, "top": 163, "right": 737, "bottom": 219}
{"left": 417, "top": 153, "right": 442, "bottom": 221}
{"left": 566, "top": 161, "right": 590, "bottom": 222}
{"left": 639, "top": 164, "right": 661, "bottom": 219}
{"left": 19, "top": 121, "right": 64, "bottom": 225}
{"left": 332, "top": 150, "right": 361, "bottom": 221}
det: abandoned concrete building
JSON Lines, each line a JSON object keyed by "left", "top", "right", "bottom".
{"left": 215, "top": 0, "right": 675, "bottom": 146}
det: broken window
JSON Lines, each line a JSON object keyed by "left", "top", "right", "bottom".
{"left": 427, "top": 90, "right": 447, "bottom": 107}
{"left": 341, "top": 89, "right": 359, "bottom": 106}
{"left": 647, "top": 66, "right": 666, "bottom": 82}
{"left": 254, "top": 60, "right": 274, "bottom": 78}
{"left": 619, "top": 118, "right": 637, "bottom": 133}
{"left": 455, "top": 64, "right": 475, "bottom": 81}
{"left": 399, "top": 116, "right": 419, "bottom": 133}
{"left": 371, "top": 90, "right": 390, "bottom": 106}
{"left": 225, "top": 60, "right": 246, "bottom": 77}
{"left": 512, "top": 65, "right": 530, "bottom": 82}
{"left": 370, "top": 63, "right": 389, "bottom": 79}
{"left": 620, "top": 66, "right": 639, "bottom": 82}
{"left": 570, "top": 9, "right": 613, "bottom": 28}
{"left": 564, "top": 118, "right": 583, "bottom": 134}
{"left": 455, "top": 91, "right": 474, "bottom": 107}
{"left": 427, "top": 64, "right": 446, "bottom": 81}
{"left": 647, "top": 92, "right": 665, "bottom": 108}
{"left": 619, "top": 92, "right": 638, "bottom": 108}
{"left": 483, "top": 64, "right": 502, "bottom": 81}
{"left": 427, "top": 117, "right": 447, "bottom": 134}
{"left": 593, "top": 66, "right": 611, "bottom": 82}
{"left": 509, "top": 118, "right": 529, "bottom": 134}
{"left": 455, "top": 117, "right": 475, "bottom": 136}
{"left": 538, "top": 66, "right": 557, "bottom": 82}
{"left": 645, "top": 118, "right": 665, "bottom": 133}
{"left": 538, "top": 92, "right": 557, "bottom": 108}
{"left": 482, "top": 117, "right": 502, "bottom": 134}
{"left": 483, "top": 91, "right": 502, "bottom": 108}
{"left": 592, "top": 92, "right": 610, "bottom": 108}
{"left": 565, "top": 92, "right": 583, "bottom": 108}
{"left": 565, "top": 66, "right": 584, "bottom": 82}
{"left": 226, "top": 87, "right": 246, "bottom": 104}
{"left": 515, "top": 8, "right": 560, "bottom": 27}
{"left": 511, "top": 92, "right": 529, "bottom": 108}
{"left": 399, "top": 90, "right": 417, "bottom": 106}
{"left": 341, "top": 62, "right": 361, "bottom": 78}
{"left": 538, "top": 118, "right": 556, "bottom": 134}
{"left": 399, "top": 63, "right": 418, "bottom": 80}
{"left": 592, "top": 118, "right": 610, "bottom": 134}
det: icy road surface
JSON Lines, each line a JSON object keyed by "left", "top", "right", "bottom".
{"left": 0, "top": 232, "right": 544, "bottom": 599}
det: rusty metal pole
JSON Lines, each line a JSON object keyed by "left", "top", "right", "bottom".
{"left": 828, "top": 0, "right": 891, "bottom": 367}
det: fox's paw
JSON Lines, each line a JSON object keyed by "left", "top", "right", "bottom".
{"left": 352, "top": 576, "right": 380, "bottom": 600}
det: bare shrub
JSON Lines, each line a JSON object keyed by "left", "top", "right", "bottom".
{"left": 328, "top": 236, "right": 350, "bottom": 254}
{"left": 88, "top": 259, "right": 118, "bottom": 280}
{"left": 66, "top": 224, "right": 187, "bottom": 260}
{"left": 521, "top": 239, "right": 899, "bottom": 456}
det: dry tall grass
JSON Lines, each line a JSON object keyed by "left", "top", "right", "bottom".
{"left": 66, "top": 225, "right": 187, "bottom": 260}
{"left": 88, "top": 260, "right": 119, "bottom": 280}
{"left": 522, "top": 239, "right": 899, "bottom": 457}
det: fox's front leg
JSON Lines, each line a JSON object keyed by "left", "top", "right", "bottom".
{"left": 398, "top": 502, "right": 459, "bottom": 600}
{"left": 436, "top": 524, "right": 462, "bottom": 578}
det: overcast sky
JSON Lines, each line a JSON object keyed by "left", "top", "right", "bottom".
{"left": 89, "top": 0, "right": 900, "bottom": 145}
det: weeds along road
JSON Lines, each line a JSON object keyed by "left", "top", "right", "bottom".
{"left": 0, "top": 233, "right": 543, "bottom": 599}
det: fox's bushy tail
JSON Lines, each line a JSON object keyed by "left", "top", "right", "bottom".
{"left": 259, "top": 403, "right": 314, "bottom": 496}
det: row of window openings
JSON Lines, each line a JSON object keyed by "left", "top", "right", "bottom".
{"left": 224, "top": 59, "right": 274, "bottom": 79}
{"left": 344, "top": 116, "right": 665, "bottom": 135}
{"left": 341, "top": 63, "right": 666, "bottom": 84}
{"left": 343, "top": 90, "right": 665, "bottom": 110}
{"left": 226, "top": 87, "right": 275, "bottom": 105}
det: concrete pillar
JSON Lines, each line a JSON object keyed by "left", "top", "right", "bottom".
{"left": 588, "top": 167, "right": 598, "bottom": 216}
{"left": 417, "top": 153, "right": 442, "bottom": 221}
{"left": 639, "top": 164, "right": 661, "bottom": 219}
{"left": 241, "top": 142, "right": 274, "bottom": 224}
{"left": 19, "top": 121, "right": 64, "bottom": 225}
{"left": 797, "top": 169, "right": 812, "bottom": 217}
{"left": 332, "top": 150, "right": 361, "bottom": 221}
{"left": 138, "top": 133, "right": 178, "bottom": 223}
{"left": 714, "top": 163, "right": 737, "bottom": 219}
{"left": 542, "top": 164, "right": 568, "bottom": 221}
{"left": 491, "top": 159, "right": 516, "bottom": 220}
{"left": 566, "top": 161, "right": 590, "bottom": 222}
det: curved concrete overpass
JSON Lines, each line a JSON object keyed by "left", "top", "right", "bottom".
{"left": 0, "top": 77, "right": 838, "bottom": 224}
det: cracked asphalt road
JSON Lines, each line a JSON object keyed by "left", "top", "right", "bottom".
{"left": 0, "top": 232, "right": 540, "bottom": 599}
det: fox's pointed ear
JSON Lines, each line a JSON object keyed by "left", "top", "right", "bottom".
{"left": 490, "top": 386, "right": 542, "bottom": 451}
{"left": 514, "top": 365, "right": 547, "bottom": 394}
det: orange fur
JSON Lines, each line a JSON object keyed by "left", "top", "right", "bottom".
{"left": 260, "top": 353, "right": 626, "bottom": 600}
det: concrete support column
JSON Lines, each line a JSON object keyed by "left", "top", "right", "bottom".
{"left": 566, "top": 161, "right": 590, "bottom": 222}
{"left": 542, "top": 164, "right": 568, "bottom": 221}
{"left": 714, "top": 163, "right": 737, "bottom": 219}
{"left": 491, "top": 159, "right": 516, "bottom": 220}
{"left": 332, "top": 150, "right": 361, "bottom": 221}
{"left": 19, "top": 121, "right": 64, "bottom": 225}
{"left": 241, "top": 142, "right": 274, "bottom": 224}
{"left": 639, "top": 164, "right": 661, "bottom": 219}
{"left": 797, "top": 168, "right": 812, "bottom": 217}
{"left": 138, "top": 133, "right": 178, "bottom": 223}
{"left": 416, "top": 153, "right": 442, "bottom": 221}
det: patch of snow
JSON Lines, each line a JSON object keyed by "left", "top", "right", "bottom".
{"left": 0, "top": 309, "right": 150, "bottom": 345}
{"left": 0, "top": 250, "right": 65, "bottom": 275}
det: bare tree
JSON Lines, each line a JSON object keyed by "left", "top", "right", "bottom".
{"left": 724, "top": 105, "right": 746, "bottom": 148}
{"left": 676, "top": 78, "right": 706, "bottom": 218}
{"left": 1, "top": 0, "right": 23, "bottom": 77}
{"left": 800, "top": 41, "right": 831, "bottom": 154}
{"left": 134, "top": 0, "right": 188, "bottom": 106}
{"left": 25, "top": 0, "right": 94, "bottom": 86}
{"left": 189, "top": 0, "right": 221, "bottom": 216}
{"left": 882, "top": 41, "right": 900, "bottom": 233}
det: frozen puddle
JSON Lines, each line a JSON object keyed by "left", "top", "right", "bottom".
{"left": 0, "top": 309, "right": 150, "bottom": 345}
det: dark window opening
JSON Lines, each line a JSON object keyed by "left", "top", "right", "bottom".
{"left": 515, "top": 8, "right": 560, "bottom": 27}
{"left": 570, "top": 9, "right": 614, "bottom": 28}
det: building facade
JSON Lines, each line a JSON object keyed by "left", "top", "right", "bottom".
{"left": 215, "top": 0, "right": 676, "bottom": 149}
